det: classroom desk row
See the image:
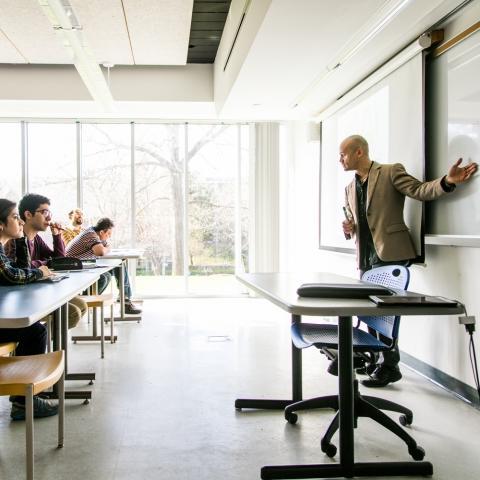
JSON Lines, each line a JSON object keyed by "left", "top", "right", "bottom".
{"left": 0, "top": 258, "right": 123, "bottom": 402}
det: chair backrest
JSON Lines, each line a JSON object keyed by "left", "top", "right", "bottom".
{"left": 358, "top": 265, "right": 410, "bottom": 341}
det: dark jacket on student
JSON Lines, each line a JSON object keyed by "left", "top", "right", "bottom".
{"left": 0, "top": 242, "right": 42, "bottom": 285}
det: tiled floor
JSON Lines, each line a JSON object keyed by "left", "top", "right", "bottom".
{"left": 1, "top": 298, "right": 479, "bottom": 479}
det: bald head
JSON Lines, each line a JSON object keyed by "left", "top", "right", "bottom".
{"left": 342, "top": 135, "right": 369, "bottom": 156}
{"left": 339, "top": 135, "right": 371, "bottom": 172}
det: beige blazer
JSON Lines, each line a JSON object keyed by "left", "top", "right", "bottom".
{"left": 345, "top": 162, "right": 448, "bottom": 266}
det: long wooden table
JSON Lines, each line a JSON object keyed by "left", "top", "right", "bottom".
{"left": 236, "top": 272, "right": 464, "bottom": 479}
{"left": 0, "top": 259, "right": 121, "bottom": 402}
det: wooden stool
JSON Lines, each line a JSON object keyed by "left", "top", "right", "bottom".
{"left": 78, "top": 294, "right": 115, "bottom": 359}
{"left": 0, "top": 342, "right": 16, "bottom": 356}
{"left": 0, "top": 351, "right": 65, "bottom": 480}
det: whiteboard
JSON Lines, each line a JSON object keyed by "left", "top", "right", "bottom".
{"left": 319, "top": 53, "right": 425, "bottom": 257}
{"left": 426, "top": 28, "right": 480, "bottom": 236}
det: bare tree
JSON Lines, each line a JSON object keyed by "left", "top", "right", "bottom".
{"left": 89, "top": 124, "right": 229, "bottom": 275}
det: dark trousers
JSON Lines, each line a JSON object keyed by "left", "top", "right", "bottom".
{"left": 0, "top": 322, "right": 47, "bottom": 356}
{"left": 360, "top": 262, "right": 408, "bottom": 370}
{"left": 0, "top": 322, "right": 48, "bottom": 404}
{"left": 96, "top": 267, "right": 132, "bottom": 300}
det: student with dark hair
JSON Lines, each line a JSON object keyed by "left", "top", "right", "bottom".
{"left": 66, "top": 217, "right": 141, "bottom": 314}
{"left": 0, "top": 198, "right": 58, "bottom": 420}
{"left": 10, "top": 193, "right": 66, "bottom": 266}
{"left": 6, "top": 193, "right": 87, "bottom": 329}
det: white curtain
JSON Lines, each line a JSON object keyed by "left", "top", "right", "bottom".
{"left": 251, "top": 122, "right": 279, "bottom": 272}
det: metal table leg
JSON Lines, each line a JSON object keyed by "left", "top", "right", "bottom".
{"left": 235, "top": 314, "right": 302, "bottom": 410}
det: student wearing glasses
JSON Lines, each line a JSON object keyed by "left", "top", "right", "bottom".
{"left": 0, "top": 198, "right": 58, "bottom": 420}
{"left": 5, "top": 193, "right": 87, "bottom": 329}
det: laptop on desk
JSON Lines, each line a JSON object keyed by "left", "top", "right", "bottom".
{"left": 297, "top": 283, "right": 394, "bottom": 298}
{"left": 369, "top": 294, "right": 459, "bottom": 307}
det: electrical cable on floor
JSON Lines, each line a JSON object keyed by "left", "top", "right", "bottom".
{"left": 460, "top": 305, "right": 480, "bottom": 404}
{"left": 468, "top": 332, "right": 480, "bottom": 404}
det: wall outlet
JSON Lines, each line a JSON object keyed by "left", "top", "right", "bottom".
{"left": 459, "top": 316, "right": 476, "bottom": 325}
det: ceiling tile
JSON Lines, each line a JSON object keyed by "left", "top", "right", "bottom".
{"left": 123, "top": 0, "right": 194, "bottom": 65}
{"left": 70, "top": 0, "right": 134, "bottom": 65}
{"left": 0, "top": 0, "right": 71, "bottom": 63}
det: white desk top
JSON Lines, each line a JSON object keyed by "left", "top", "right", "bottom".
{"left": 103, "top": 249, "right": 143, "bottom": 260}
{"left": 0, "top": 260, "right": 121, "bottom": 328}
{"left": 237, "top": 272, "right": 464, "bottom": 317}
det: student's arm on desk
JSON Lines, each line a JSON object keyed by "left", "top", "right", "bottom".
{"left": 92, "top": 243, "right": 110, "bottom": 256}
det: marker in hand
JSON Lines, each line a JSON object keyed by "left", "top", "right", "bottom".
{"left": 343, "top": 206, "right": 352, "bottom": 240}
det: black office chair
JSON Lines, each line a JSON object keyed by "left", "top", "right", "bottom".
{"left": 285, "top": 265, "right": 425, "bottom": 461}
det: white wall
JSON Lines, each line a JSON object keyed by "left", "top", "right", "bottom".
{"left": 280, "top": 120, "right": 479, "bottom": 388}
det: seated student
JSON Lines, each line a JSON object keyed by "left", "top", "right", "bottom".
{"left": 66, "top": 217, "right": 141, "bottom": 314}
{"left": 5, "top": 193, "right": 87, "bottom": 329}
{"left": 0, "top": 198, "right": 58, "bottom": 420}
{"left": 62, "top": 208, "right": 85, "bottom": 245}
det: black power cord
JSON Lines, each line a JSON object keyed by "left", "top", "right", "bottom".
{"left": 467, "top": 329, "right": 480, "bottom": 405}
{"left": 459, "top": 308, "right": 480, "bottom": 405}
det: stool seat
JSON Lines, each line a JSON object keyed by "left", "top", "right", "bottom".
{"left": 77, "top": 294, "right": 115, "bottom": 358}
{"left": 78, "top": 294, "right": 114, "bottom": 308}
{"left": 0, "top": 342, "right": 16, "bottom": 356}
{"left": 0, "top": 351, "right": 65, "bottom": 480}
{"left": 0, "top": 351, "right": 64, "bottom": 396}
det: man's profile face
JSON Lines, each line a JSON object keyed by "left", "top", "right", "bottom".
{"left": 98, "top": 228, "right": 113, "bottom": 242}
{"left": 339, "top": 140, "right": 360, "bottom": 171}
{"left": 25, "top": 202, "right": 51, "bottom": 232}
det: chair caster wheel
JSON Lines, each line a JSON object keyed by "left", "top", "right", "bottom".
{"left": 399, "top": 413, "right": 413, "bottom": 426}
{"left": 321, "top": 441, "right": 337, "bottom": 458}
{"left": 83, "top": 399, "right": 90, "bottom": 405}
{"left": 285, "top": 412, "right": 298, "bottom": 424}
{"left": 409, "top": 445, "right": 425, "bottom": 461}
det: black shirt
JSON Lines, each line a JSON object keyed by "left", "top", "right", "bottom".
{"left": 355, "top": 173, "right": 380, "bottom": 271}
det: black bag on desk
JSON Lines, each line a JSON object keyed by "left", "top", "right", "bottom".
{"left": 297, "top": 283, "right": 394, "bottom": 298}
{"left": 47, "top": 256, "right": 83, "bottom": 271}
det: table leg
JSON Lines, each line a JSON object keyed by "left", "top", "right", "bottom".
{"left": 235, "top": 314, "right": 302, "bottom": 410}
{"left": 120, "top": 262, "right": 125, "bottom": 320}
{"left": 338, "top": 315, "right": 354, "bottom": 472}
{"left": 260, "top": 315, "right": 433, "bottom": 479}
{"left": 113, "top": 259, "right": 142, "bottom": 322}
{"left": 50, "top": 304, "right": 94, "bottom": 402}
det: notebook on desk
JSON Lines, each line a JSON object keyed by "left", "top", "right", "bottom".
{"left": 369, "top": 295, "right": 459, "bottom": 306}
{"left": 39, "top": 273, "right": 70, "bottom": 282}
{"left": 297, "top": 283, "right": 394, "bottom": 298}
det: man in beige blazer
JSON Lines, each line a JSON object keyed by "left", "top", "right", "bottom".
{"left": 341, "top": 134, "right": 477, "bottom": 387}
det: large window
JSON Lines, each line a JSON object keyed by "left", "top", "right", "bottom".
{"left": 28, "top": 123, "right": 77, "bottom": 220}
{"left": 134, "top": 124, "right": 186, "bottom": 295}
{"left": 82, "top": 124, "right": 132, "bottom": 247}
{"left": 15, "top": 120, "right": 251, "bottom": 297}
{"left": 0, "top": 123, "right": 22, "bottom": 200}
{"left": 188, "top": 125, "right": 237, "bottom": 294}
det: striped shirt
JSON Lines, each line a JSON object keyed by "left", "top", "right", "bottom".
{"left": 65, "top": 227, "right": 104, "bottom": 260}
{"left": 0, "top": 243, "right": 43, "bottom": 285}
